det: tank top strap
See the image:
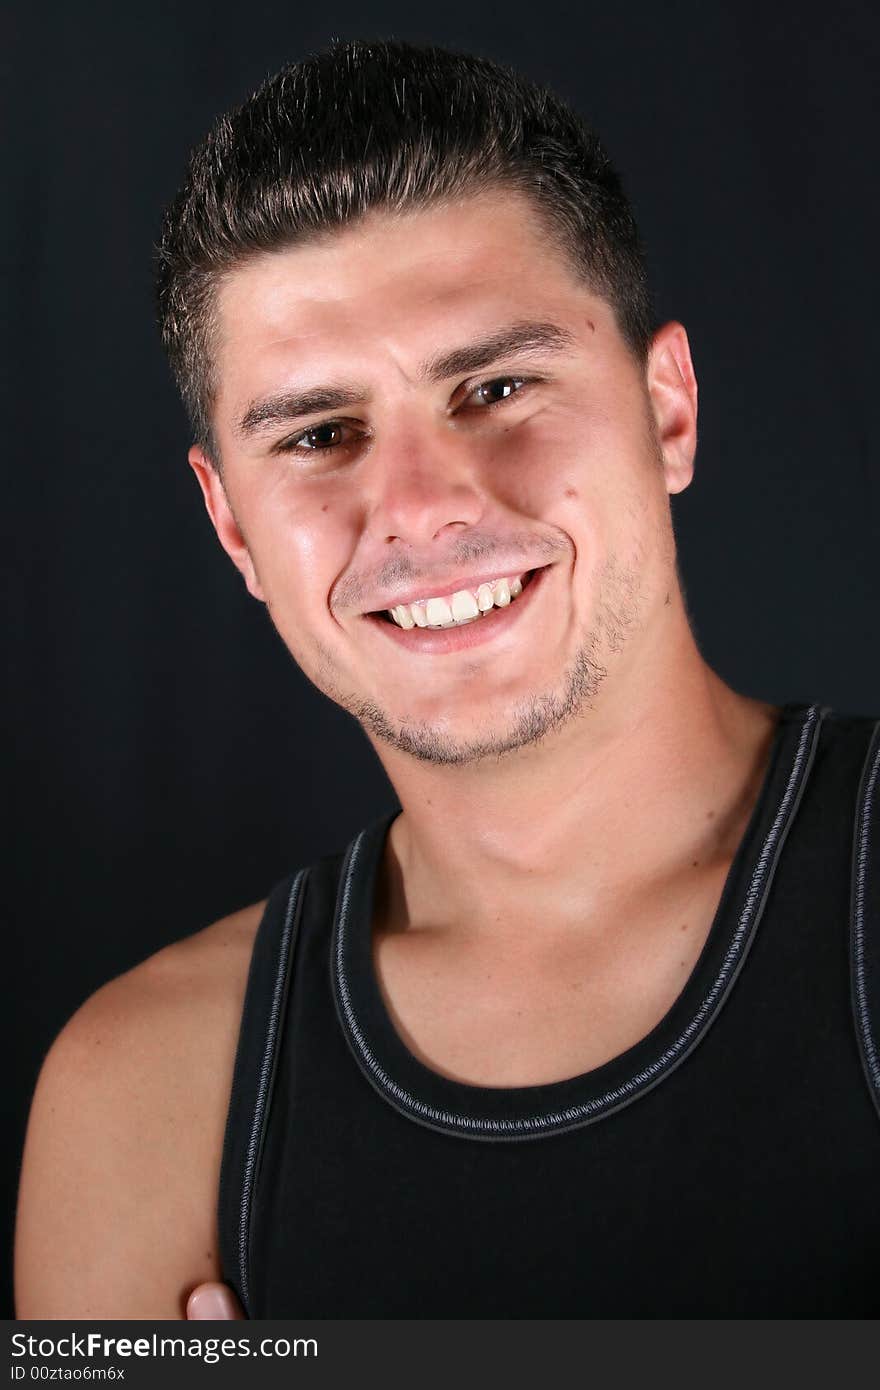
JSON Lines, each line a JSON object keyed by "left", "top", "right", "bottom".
{"left": 217, "top": 866, "right": 309, "bottom": 1315}
{"left": 851, "top": 717, "right": 880, "bottom": 1124}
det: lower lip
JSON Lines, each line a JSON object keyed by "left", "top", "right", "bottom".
{"left": 363, "top": 566, "right": 551, "bottom": 655}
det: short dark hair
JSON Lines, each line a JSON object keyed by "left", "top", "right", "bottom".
{"left": 154, "top": 36, "right": 655, "bottom": 468}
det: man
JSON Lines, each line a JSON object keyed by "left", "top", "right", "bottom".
{"left": 14, "top": 38, "right": 880, "bottom": 1319}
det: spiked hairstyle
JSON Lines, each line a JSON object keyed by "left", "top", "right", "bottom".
{"left": 154, "top": 37, "right": 655, "bottom": 468}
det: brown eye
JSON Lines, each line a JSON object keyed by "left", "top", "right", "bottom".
{"left": 468, "top": 376, "right": 527, "bottom": 408}
{"left": 276, "top": 420, "right": 359, "bottom": 457}
{"left": 299, "top": 422, "right": 345, "bottom": 450}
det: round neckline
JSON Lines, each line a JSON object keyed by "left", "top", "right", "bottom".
{"left": 331, "top": 702, "right": 825, "bottom": 1141}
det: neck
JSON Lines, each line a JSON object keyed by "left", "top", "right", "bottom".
{"left": 368, "top": 617, "right": 781, "bottom": 944}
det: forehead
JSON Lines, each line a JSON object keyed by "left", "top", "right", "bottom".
{"left": 212, "top": 189, "right": 617, "bottom": 416}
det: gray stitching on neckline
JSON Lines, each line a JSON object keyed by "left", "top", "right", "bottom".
{"left": 335, "top": 707, "right": 821, "bottom": 1138}
{"left": 852, "top": 722, "right": 880, "bottom": 1109}
{"left": 239, "top": 869, "right": 305, "bottom": 1310}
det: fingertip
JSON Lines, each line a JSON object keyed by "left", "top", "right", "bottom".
{"left": 186, "top": 1281, "right": 244, "bottom": 1320}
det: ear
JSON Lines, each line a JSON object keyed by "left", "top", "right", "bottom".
{"left": 187, "top": 445, "right": 266, "bottom": 602}
{"left": 645, "top": 321, "right": 698, "bottom": 496}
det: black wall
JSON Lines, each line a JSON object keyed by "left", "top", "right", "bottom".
{"left": 5, "top": 0, "right": 878, "bottom": 1317}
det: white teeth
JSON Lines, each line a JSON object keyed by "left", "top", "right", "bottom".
{"left": 425, "top": 596, "right": 453, "bottom": 626}
{"left": 451, "top": 590, "right": 479, "bottom": 621}
{"left": 385, "top": 571, "right": 531, "bottom": 629}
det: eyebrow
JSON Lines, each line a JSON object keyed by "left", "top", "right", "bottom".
{"left": 233, "top": 319, "right": 577, "bottom": 440}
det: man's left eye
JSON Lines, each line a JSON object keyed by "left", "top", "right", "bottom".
{"left": 465, "top": 376, "right": 528, "bottom": 408}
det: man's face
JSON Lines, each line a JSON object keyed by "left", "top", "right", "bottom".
{"left": 191, "top": 188, "right": 696, "bottom": 765}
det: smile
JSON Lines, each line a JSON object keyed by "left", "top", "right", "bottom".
{"left": 386, "top": 573, "right": 527, "bottom": 629}
{"left": 365, "top": 565, "right": 549, "bottom": 655}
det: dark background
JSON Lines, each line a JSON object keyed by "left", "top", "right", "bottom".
{"left": 4, "top": 0, "right": 878, "bottom": 1318}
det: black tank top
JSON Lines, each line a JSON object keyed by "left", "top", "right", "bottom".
{"left": 218, "top": 702, "right": 880, "bottom": 1317}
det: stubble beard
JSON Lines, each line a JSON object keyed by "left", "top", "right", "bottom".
{"left": 337, "top": 551, "right": 644, "bottom": 767}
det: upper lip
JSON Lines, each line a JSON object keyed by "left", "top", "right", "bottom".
{"left": 363, "top": 565, "right": 546, "bottom": 614}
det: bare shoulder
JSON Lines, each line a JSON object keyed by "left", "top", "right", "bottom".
{"left": 14, "top": 897, "right": 267, "bottom": 1320}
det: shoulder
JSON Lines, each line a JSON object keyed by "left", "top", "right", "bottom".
{"left": 14, "top": 898, "right": 267, "bottom": 1320}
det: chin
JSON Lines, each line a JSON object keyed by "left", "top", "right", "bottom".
{"left": 357, "top": 676, "right": 597, "bottom": 768}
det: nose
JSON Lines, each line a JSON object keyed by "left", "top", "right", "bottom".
{"left": 364, "top": 423, "right": 487, "bottom": 548}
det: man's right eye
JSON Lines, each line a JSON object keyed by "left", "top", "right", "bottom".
{"left": 277, "top": 421, "right": 353, "bottom": 454}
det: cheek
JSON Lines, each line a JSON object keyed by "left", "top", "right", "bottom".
{"left": 243, "top": 478, "right": 351, "bottom": 615}
{"left": 494, "top": 409, "right": 614, "bottom": 538}
{"left": 504, "top": 406, "right": 664, "bottom": 591}
{"left": 487, "top": 408, "right": 591, "bottom": 515}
